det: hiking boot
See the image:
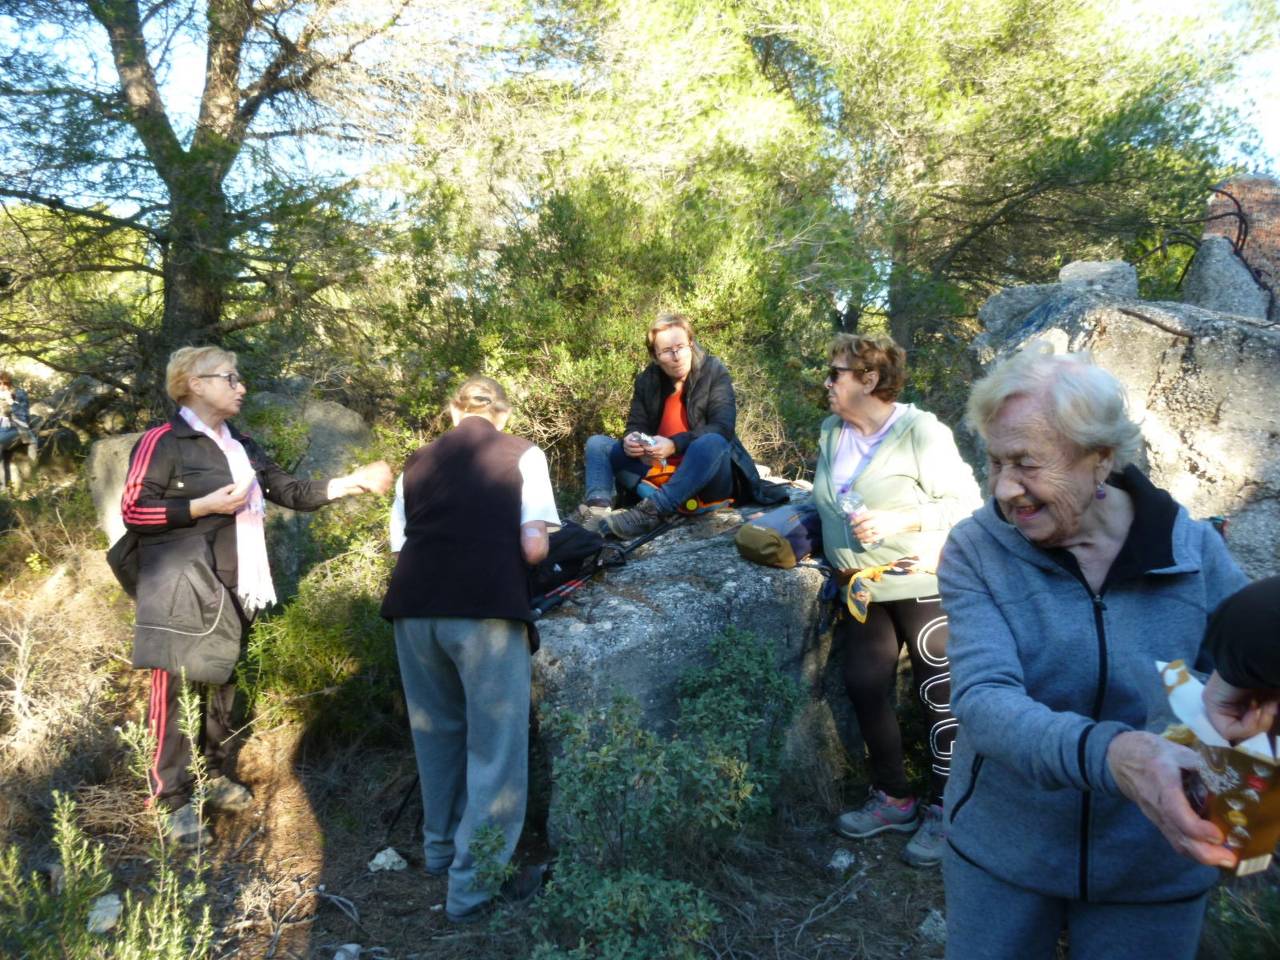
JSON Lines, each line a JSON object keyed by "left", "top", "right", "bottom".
{"left": 603, "top": 498, "right": 665, "bottom": 539}
{"left": 446, "top": 862, "right": 547, "bottom": 924}
{"left": 902, "top": 803, "right": 946, "bottom": 868}
{"left": 204, "top": 775, "right": 253, "bottom": 813}
{"left": 570, "top": 500, "right": 614, "bottom": 526}
{"left": 834, "top": 789, "right": 919, "bottom": 839}
{"left": 164, "top": 803, "right": 212, "bottom": 847}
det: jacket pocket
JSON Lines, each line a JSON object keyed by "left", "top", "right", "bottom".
{"left": 949, "top": 753, "right": 984, "bottom": 824}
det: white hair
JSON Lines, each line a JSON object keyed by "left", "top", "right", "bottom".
{"left": 966, "top": 342, "right": 1143, "bottom": 467}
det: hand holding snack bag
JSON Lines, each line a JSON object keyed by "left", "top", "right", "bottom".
{"left": 1159, "top": 660, "right": 1280, "bottom": 877}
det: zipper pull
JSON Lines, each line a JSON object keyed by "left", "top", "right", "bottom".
{"left": 1093, "top": 594, "right": 1107, "bottom": 611}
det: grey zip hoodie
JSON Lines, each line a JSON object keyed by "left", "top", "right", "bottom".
{"left": 939, "top": 466, "right": 1248, "bottom": 903}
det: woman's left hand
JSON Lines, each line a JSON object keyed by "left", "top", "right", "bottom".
{"left": 851, "top": 509, "right": 916, "bottom": 544}
{"left": 646, "top": 435, "right": 677, "bottom": 462}
{"left": 1106, "top": 730, "right": 1236, "bottom": 869}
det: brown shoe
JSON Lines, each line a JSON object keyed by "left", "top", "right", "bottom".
{"left": 604, "top": 498, "right": 665, "bottom": 539}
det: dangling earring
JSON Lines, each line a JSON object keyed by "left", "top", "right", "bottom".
{"left": 1095, "top": 482, "right": 1107, "bottom": 501}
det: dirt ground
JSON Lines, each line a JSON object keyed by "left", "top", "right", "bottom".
{"left": 147, "top": 724, "right": 947, "bottom": 960}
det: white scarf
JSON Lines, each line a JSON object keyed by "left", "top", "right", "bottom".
{"left": 179, "top": 407, "right": 277, "bottom": 614}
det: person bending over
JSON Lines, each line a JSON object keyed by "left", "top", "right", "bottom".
{"left": 938, "top": 344, "right": 1246, "bottom": 960}
{"left": 383, "top": 375, "right": 558, "bottom": 923}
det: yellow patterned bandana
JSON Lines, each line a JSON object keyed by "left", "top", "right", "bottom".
{"left": 842, "top": 556, "right": 932, "bottom": 623}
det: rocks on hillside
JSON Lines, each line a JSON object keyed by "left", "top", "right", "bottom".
{"left": 534, "top": 500, "right": 860, "bottom": 830}
{"left": 1204, "top": 174, "right": 1280, "bottom": 323}
{"left": 1182, "top": 236, "right": 1271, "bottom": 320}
{"left": 972, "top": 261, "right": 1280, "bottom": 579}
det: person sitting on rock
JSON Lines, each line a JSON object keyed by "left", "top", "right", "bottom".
{"left": 0, "top": 370, "right": 39, "bottom": 488}
{"left": 575, "top": 312, "right": 788, "bottom": 538}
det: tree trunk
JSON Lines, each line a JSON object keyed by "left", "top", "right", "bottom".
{"left": 138, "top": 181, "right": 236, "bottom": 415}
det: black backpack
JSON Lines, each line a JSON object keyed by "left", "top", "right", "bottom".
{"left": 529, "top": 522, "right": 621, "bottom": 602}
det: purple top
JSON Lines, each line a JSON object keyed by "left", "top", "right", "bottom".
{"left": 830, "top": 403, "right": 906, "bottom": 494}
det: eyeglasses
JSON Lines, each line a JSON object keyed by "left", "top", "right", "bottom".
{"left": 657, "top": 343, "right": 691, "bottom": 361}
{"left": 197, "top": 372, "right": 245, "bottom": 389}
{"left": 826, "top": 364, "right": 863, "bottom": 382}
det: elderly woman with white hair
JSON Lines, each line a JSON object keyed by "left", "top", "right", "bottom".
{"left": 938, "top": 344, "right": 1248, "bottom": 959}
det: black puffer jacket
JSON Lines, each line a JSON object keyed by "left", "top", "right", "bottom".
{"left": 624, "top": 351, "right": 789, "bottom": 506}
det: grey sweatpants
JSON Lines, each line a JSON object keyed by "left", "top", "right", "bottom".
{"left": 393, "top": 616, "right": 531, "bottom": 916}
{"left": 944, "top": 850, "right": 1209, "bottom": 960}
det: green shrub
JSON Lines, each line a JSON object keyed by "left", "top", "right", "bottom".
{"left": 0, "top": 788, "right": 213, "bottom": 959}
{"left": 531, "top": 863, "right": 717, "bottom": 960}
{"left": 533, "top": 629, "right": 798, "bottom": 956}
{"left": 1204, "top": 877, "right": 1280, "bottom": 960}
{"left": 240, "top": 540, "right": 399, "bottom": 739}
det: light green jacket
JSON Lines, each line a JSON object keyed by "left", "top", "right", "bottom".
{"left": 814, "top": 405, "right": 982, "bottom": 601}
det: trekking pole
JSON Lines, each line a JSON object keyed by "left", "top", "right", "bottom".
{"left": 531, "top": 515, "right": 685, "bottom": 619}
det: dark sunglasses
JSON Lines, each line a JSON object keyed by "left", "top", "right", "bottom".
{"left": 826, "top": 364, "right": 863, "bottom": 382}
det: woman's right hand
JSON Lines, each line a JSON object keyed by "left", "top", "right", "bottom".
{"left": 1106, "top": 730, "right": 1235, "bottom": 869}
{"left": 622, "top": 432, "right": 648, "bottom": 458}
{"left": 191, "top": 480, "right": 251, "bottom": 518}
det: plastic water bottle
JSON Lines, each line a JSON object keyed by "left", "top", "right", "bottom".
{"left": 838, "top": 490, "right": 882, "bottom": 548}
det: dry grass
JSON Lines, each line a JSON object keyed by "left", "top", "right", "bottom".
{"left": 0, "top": 483, "right": 133, "bottom": 845}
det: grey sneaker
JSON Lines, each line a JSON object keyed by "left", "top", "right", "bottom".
{"left": 834, "top": 789, "right": 919, "bottom": 839}
{"left": 570, "top": 501, "right": 614, "bottom": 526}
{"left": 902, "top": 803, "right": 946, "bottom": 867}
{"left": 164, "top": 803, "right": 212, "bottom": 846}
{"left": 603, "top": 498, "right": 665, "bottom": 540}
{"left": 204, "top": 775, "right": 253, "bottom": 813}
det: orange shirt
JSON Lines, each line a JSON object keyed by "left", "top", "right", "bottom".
{"left": 656, "top": 389, "right": 689, "bottom": 465}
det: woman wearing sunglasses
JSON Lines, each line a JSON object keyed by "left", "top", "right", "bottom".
{"left": 120, "top": 345, "right": 392, "bottom": 844}
{"left": 814, "top": 332, "right": 980, "bottom": 868}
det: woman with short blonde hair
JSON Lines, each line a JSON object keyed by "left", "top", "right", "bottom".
{"left": 122, "top": 346, "right": 391, "bottom": 845}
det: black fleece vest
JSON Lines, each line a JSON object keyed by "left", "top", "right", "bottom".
{"left": 380, "top": 416, "right": 536, "bottom": 643}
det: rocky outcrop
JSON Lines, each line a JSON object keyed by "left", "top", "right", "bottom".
{"left": 1182, "top": 236, "right": 1270, "bottom": 319}
{"left": 1204, "top": 175, "right": 1280, "bottom": 323}
{"left": 972, "top": 263, "right": 1280, "bottom": 579}
{"left": 533, "top": 500, "right": 858, "bottom": 827}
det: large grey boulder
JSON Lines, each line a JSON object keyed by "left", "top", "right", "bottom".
{"left": 1182, "top": 236, "right": 1270, "bottom": 320}
{"left": 972, "top": 290, "right": 1280, "bottom": 578}
{"left": 1059, "top": 260, "right": 1138, "bottom": 298}
{"left": 976, "top": 283, "right": 1058, "bottom": 342}
{"left": 534, "top": 502, "right": 857, "bottom": 828}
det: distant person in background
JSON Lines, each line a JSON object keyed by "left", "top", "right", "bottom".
{"left": 383, "top": 375, "right": 557, "bottom": 923}
{"left": 814, "top": 332, "right": 981, "bottom": 869}
{"left": 123, "top": 346, "right": 391, "bottom": 845}
{"left": 938, "top": 344, "right": 1246, "bottom": 960}
{"left": 0, "top": 370, "right": 38, "bottom": 488}
{"left": 573, "top": 312, "right": 788, "bottom": 538}
{"left": 1200, "top": 576, "right": 1279, "bottom": 741}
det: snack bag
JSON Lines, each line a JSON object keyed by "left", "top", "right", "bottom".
{"left": 1158, "top": 660, "right": 1280, "bottom": 877}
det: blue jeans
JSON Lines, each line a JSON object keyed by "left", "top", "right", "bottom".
{"left": 584, "top": 433, "right": 733, "bottom": 513}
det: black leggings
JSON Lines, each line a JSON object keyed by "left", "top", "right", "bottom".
{"left": 839, "top": 595, "right": 954, "bottom": 804}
